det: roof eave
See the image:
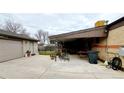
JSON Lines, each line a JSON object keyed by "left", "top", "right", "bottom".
{"left": 0, "top": 29, "right": 38, "bottom": 42}
{"left": 49, "top": 26, "right": 106, "bottom": 40}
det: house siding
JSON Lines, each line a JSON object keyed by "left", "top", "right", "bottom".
{"left": 22, "top": 40, "right": 38, "bottom": 56}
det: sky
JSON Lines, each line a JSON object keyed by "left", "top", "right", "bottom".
{"left": 0, "top": 0, "right": 124, "bottom": 92}
{"left": 0, "top": 13, "right": 123, "bottom": 37}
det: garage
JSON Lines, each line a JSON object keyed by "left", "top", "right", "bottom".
{"left": 0, "top": 39, "right": 23, "bottom": 62}
{"left": 0, "top": 29, "right": 38, "bottom": 63}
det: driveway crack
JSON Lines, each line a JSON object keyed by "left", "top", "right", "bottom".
{"left": 39, "top": 62, "right": 53, "bottom": 79}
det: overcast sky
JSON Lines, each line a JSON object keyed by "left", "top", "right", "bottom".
{"left": 0, "top": 13, "right": 123, "bottom": 37}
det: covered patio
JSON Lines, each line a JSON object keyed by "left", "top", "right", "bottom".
{"left": 49, "top": 26, "right": 107, "bottom": 55}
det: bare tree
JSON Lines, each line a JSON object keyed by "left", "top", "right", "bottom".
{"left": 35, "top": 30, "right": 43, "bottom": 43}
{"left": 35, "top": 29, "right": 49, "bottom": 44}
{"left": 42, "top": 31, "right": 49, "bottom": 43}
{"left": 3, "top": 20, "right": 26, "bottom": 33}
{"left": 1, "top": 19, "right": 30, "bottom": 37}
{"left": 20, "top": 28, "right": 30, "bottom": 37}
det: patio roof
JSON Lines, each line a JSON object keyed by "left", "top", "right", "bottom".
{"left": 49, "top": 26, "right": 107, "bottom": 41}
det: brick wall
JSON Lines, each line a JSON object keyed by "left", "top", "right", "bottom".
{"left": 93, "top": 26, "right": 124, "bottom": 66}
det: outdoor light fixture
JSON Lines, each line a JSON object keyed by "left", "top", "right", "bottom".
{"left": 104, "top": 29, "right": 108, "bottom": 33}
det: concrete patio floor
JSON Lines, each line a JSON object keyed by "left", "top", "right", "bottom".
{"left": 0, "top": 55, "right": 124, "bottom": 79}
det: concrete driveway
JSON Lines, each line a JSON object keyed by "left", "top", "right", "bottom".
{"left": 0, "top": 55, "right": 124, "bottom": 79}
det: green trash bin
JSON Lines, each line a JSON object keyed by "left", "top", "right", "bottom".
{"left": 87, "top": 51, "right": 99, "bottom": 64}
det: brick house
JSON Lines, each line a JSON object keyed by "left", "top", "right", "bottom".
{"left": 49, "top": 16, "right": 124, "bottom": 67}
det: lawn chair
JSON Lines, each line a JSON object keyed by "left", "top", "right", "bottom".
{"left": 61, "top": 52, "right": 70, "bottom": 61}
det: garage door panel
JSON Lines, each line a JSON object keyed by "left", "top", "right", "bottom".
{"left": 0, "top": 39, "right": 23, "bottom": 62}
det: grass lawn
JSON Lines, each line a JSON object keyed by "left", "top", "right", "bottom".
{"left": 39, "top": 51, "right": 56, "bottom": 55}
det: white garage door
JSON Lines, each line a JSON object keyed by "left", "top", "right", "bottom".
{"left": 0, "top": 39, "right": 23, "bottom": 62}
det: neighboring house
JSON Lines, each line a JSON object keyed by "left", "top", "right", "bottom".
{"left": 49, "top": 17, "right": 124, "bottom": 67}
{"left": 38, "top": 43, "right": 45, "bottom": 51}
{"left": 0, "top": 29, "right": 39, "bottom": 62}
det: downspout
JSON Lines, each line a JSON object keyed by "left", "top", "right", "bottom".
{"left": 105, "top": 29, "right": 109, "bottom": 62}
{"left": 105, "top": 23, "right": 109, "bottom": 63}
